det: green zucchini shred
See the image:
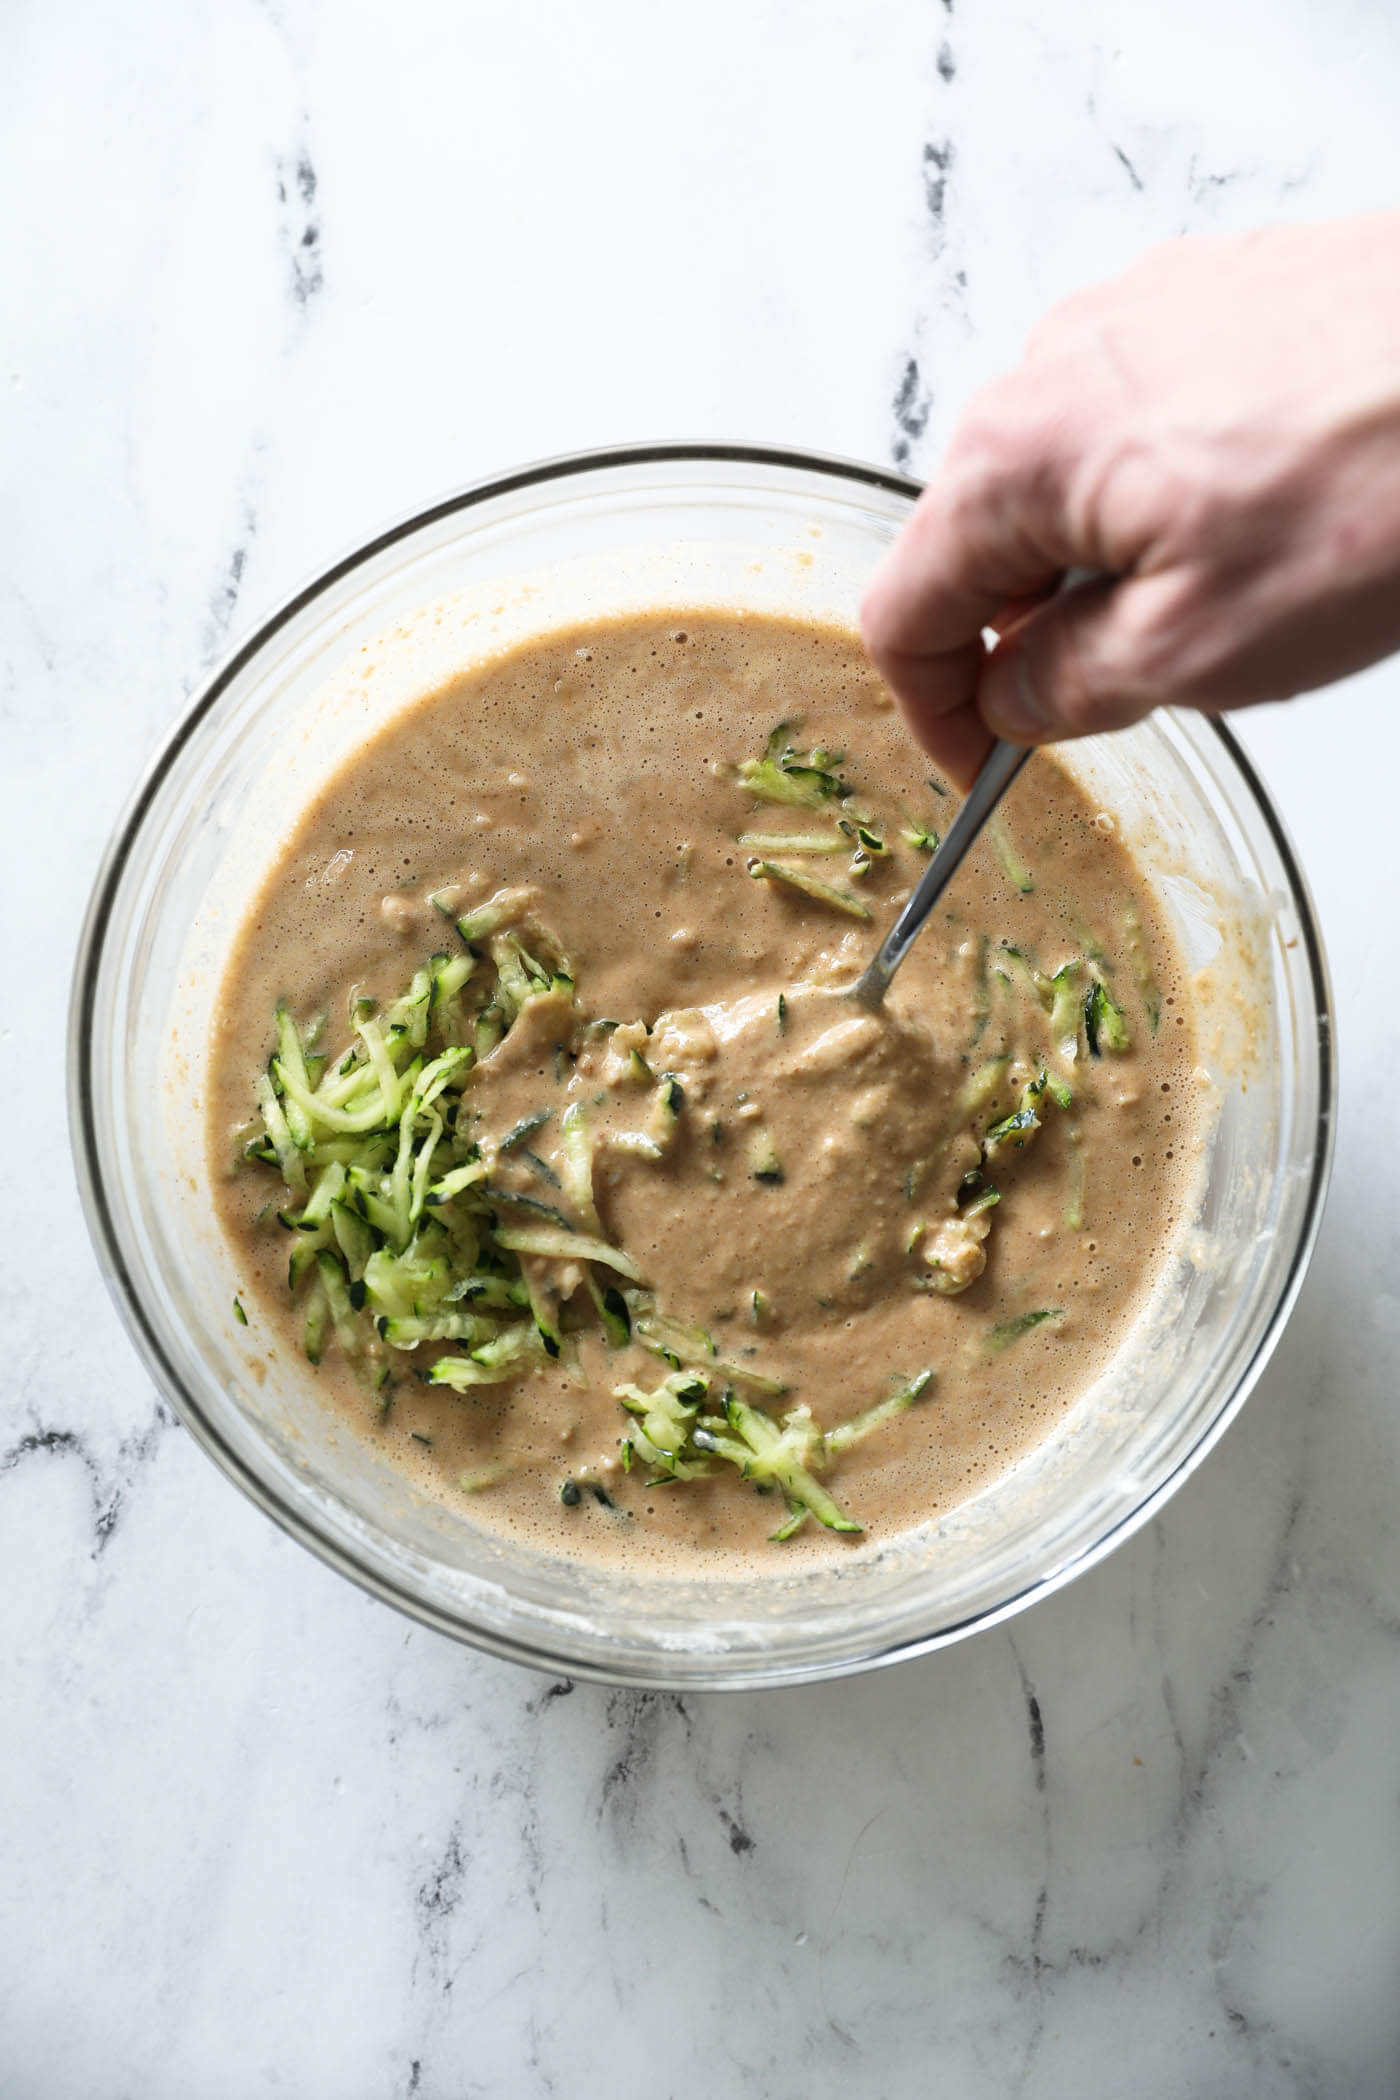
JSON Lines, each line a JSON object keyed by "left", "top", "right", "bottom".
{"left": 748, "top": 1129, "right": 784, "bottom": 1184}
{"left": 499, "top": 1107, "right": 553, "bottom": 1152}
{"left": 1048, "top": 962, "right": 1085, "bottom": 1061}
{"left": 746, "top": 857, "right": 872, "bottom": 921}
{"left": 838, "top": 818, "right": 887, "bottom": 857}
{"left": 303, "top": 1274, "right": 328, "bottom": 1365}
{"left": 494, "top": 1223, "right": 643, "bottom": 1279}
{"left": 587, "top": 1274, "right": 632, "bottom": 1348}
{"left": 1064, "top": 1127, "right": 1085, "bottom": 1231}
{"left": 982, "top": 1073, "right": 1048, "bottom": 1156}
{"left": 427, "top": 1350, "right": 536, "bottom": 1390}
{"left": 1085, "top": 978, "right": 1131, "bottom": 1055}
{"left": 1124, "top": 905, "right": 1162, "bottom": 1032}
{"left": 633, "top": 1309, "right": 718, "bottom": 1366}
{"left": 987, "top": 814, "right": 1034, "bottom": 893}
{"left": 631, "top": 1308, "right": 786, "bottom": 1397}
{"left": 956, "top": 1058, "right": 1012, "bottom": 1119}
{"left": 736, "top": 759, "right": 848, "bottom": 810}
{"left": 984, "top": 1307, "right": 1064, "bottom": 1353}
{"left": 426, "top": 1158, "right": 488, "bottom": 1205}
{"left": 558, "top": 1101, "right": 602, "bottom": 1234}
{"left": 649, "top": 1073, "right": 685, "bottom": 1147}
{"left": 431, "top": 884, "right": 534, "bottom": 945}
{"left": 458, "top": 1461, "right": 512, "bottom": 1493}
{"left": 822, "top": 1370, "right": 934, "bottom": 1456}
{"left": 518, "top": 1147, "right": 561, "bottom": 1190}
{"left": 482, "top": 1185, "right": 572, "bottom": 1230}
{"left": 737, "top": 831, "right": 845, "bottom": 855}
{"left": 1045, "top": 1071, "right": 1074, "bottom": 1111}
{"left": 379, "top": 1311, "right": 492, "bottom": 1350}
{"left": 961, "top": 1184, "right": 1001, "bottom": 1220}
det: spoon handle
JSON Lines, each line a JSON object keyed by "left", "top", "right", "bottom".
{"left": 850, "top": 738, "right": 1032, "bottom": 1010}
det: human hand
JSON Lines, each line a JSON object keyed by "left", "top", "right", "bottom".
{"left": 861, "top": 214, "right": 1400, "bottom": 784}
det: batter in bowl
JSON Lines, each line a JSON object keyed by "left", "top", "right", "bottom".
{"left": 207, "top": 610, "right": 1199, "bottom": 1572}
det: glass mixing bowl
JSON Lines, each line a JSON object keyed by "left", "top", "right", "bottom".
{"left": 69, "top": 445, "right": 1335, "bottom": 1689}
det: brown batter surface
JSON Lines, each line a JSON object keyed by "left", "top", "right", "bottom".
{"left": 207, "top": 610, "right": 1199, "bottom": 1572}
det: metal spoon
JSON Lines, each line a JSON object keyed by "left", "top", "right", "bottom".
{"left": 849, "top": 738, "right": 1031, "bottom": 1010}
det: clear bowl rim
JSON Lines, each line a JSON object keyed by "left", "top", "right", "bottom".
{"left": 68, "top": 441, "right": 1339, "bottom": 1689}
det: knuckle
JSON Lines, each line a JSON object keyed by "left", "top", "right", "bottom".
{"left": 1039, "top": 628, "right": 1119, "bottom": 733}
{"left": 1101, "top": 578, "right": 1197, "bottom": 705}
{"left": 938, "top": 454, "right": 995, "bottom": 544}
{"left": 1105, "top": 598, "right": 1177, "bottom": 700}
{"left": 1066, "top": 419, "right": 1213, "bottom": 568}
{"left": 1026, "top": 285, "right": 1105, "bottom": 360}
{"left": 1136, "top": 583, "right": 1240, "bottom": 703}
{"left": 944, "top": 378, "right": 1021, "bottom": 475}
{"left": 946, "top": 376, "right": 1072, "bottom": 507}
{"left": 858, "top": 568, "right": 904, "bottom": 659}
{"left": 1132, "top": 230, "right": 1220, "bottom": 279}
{"left": 1030, "top": 582, "right": 1176, "bottom": 733}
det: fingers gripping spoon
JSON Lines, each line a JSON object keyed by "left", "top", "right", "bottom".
{"left": 847, "top": 566, "right": 1109, "bottom": 1007}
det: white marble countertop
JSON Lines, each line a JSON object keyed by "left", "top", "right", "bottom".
{"left": 5, "top": 3, "right": 1399, "bottom": 2093}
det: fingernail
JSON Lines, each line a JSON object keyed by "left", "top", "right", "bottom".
{"left": 984, "top": 647, "right": 1049, "bottom": 742}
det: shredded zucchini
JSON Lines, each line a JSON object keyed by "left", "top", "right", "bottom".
{"left": 748, "top": 1129, "right": 784, "bottom": 1184}
{"left": 822, "top": 1370, "right": 934, "bottom": 1455}
{"left": 987, "top": 814, "right": 1034, "bottom": 893}
{"left": 746, "top": 858, "right": 872, "bottom": 920}
{"left": 694, "top": 1397, "right": 861, "bottom": 1536}
{"left": 588, "top": 1275, "right": 632, "bottom": 1348}
{"left": 1085, "top": 978, "right": 1131, "bottom": 1056}
{"left": 617, "top": 1371, "right": 714, "bottom": 1481}
{"left": 630, "top": 1309, "right": 787, "bottom": 1396}
{"left": 1048, "top": 962, "right": 1084, "bottom": 1062}
{"left": 1124, "top": 905, "right": 1162, "bottom": 1032}
{"left": 237, "top": 909, "right": 642, "bottom": 1404}
{"left": 458, "top": 1461, "right": 513, "bottom": 1493}
{"left": 649, "top": 1074, "right": 685, "bottom": 1147}
{"left": 736, "top": 734, "right": 851, "bottom": 809}
{"left": 957, "top": 1058, "right": 1012, "bottom": 1118}
{"left": 499, "top": 1108, "right": 553, "bottom": 1152}
{"left": 984, "top": 1308, "right": 1064, "bottom": 1353}
{"left": 983, "top": 1072, "right": 1048, "bottom": 1158}
{"left": 494, "top": 1225, "right": 643, "bottom": 1279}
{"left": 428, "top": 1350, "right": 537, "bottom": 1389}
{"left": 738, "top": 832, "right": 845, "bottom": 854}
{"left": 732, "top": 726, "right": 937, "bottom": 911}
{"left": 1064, "top": 1126, "right": 1085, "bottom": 1231}
{"left": 431, "top": 883, "right": 535, "bottom": 944}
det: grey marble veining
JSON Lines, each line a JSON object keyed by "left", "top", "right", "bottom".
{"left": 4, "top": 2, "right": 1399, "bottom": 2094}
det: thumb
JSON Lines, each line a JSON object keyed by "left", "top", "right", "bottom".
{"left": 978, "top": 573, "right": 1168, "bottom": 744}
